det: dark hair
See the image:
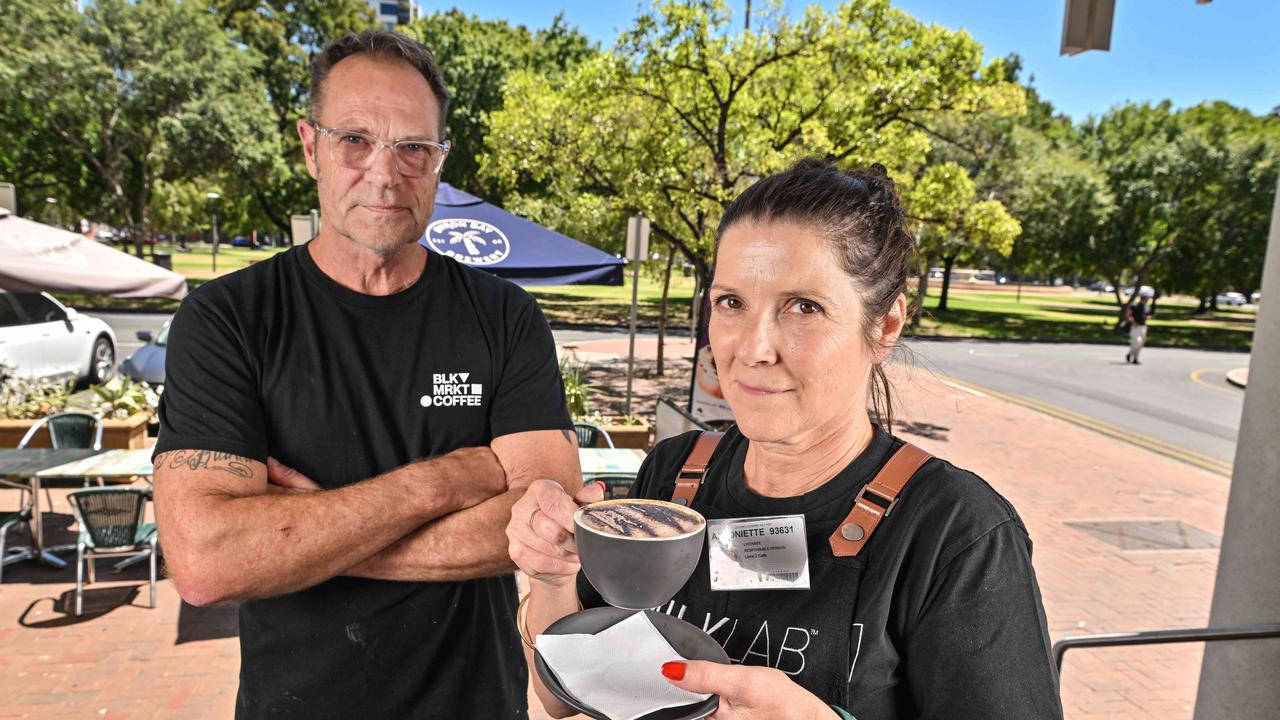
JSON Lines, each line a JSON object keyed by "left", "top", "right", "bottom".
{"left": 310, "top": 30, "right": 450, "bottom": 133}
{"left": 715, "top": 158, "right": 918, "bottom": 430}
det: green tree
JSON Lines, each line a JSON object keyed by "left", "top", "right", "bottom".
{"left": 403, "top": 10, "right": 595, "bottom": 198}
{"left": 482, "top": 0, "right": 1024, "bottom": 292}
{"left": 0, "top": 0, "right": 277, "bottom": 256}
{"left": 1151, "top": 104, "right": 1279, "bottom": 309}
{"left": 910, "top": 54, "right": 1106, "bottom": 305}
{"left": 213, "top": 0, "right": 375, "bottom": 237}
{"left": 1079, "top": 101, "right": 1269, "bottom": 309}
{"left": 905, "top": 162, "right": 1021, "bottom": 311}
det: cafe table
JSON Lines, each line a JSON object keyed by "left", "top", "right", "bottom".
{"left": 0, "top": 447, "right": 103, "bottom": 567}
{"left": 578, "top": 447, "right": 646, "bottom": 481}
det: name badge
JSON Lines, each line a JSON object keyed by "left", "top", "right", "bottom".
{"left": 707, "top": 515, "right": 810, "bottom": 591}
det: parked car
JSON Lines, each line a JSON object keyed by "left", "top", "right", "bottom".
{"left": 1088, "top": 280, "right": 1115, "bottom": 292}
{"left": 0, "top": 290, "right": 117, "bottom": 385}
{"left": 1216, "top": 292, "right": 1248, "bottom": 306}
{"left": 120, "top": 319, "right": 170, "bottom": 386}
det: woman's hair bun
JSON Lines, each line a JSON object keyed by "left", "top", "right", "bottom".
{"left": 868, "top": 162, "right": 889, "bottom": 178}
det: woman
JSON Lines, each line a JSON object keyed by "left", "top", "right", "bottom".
{"left": 507, "top": 160, "right": 1062, "bottom": 719}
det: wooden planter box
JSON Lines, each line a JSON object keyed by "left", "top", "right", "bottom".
{"left": 0, "top": 412, "right": 152, "bottom": 450}
{"left": 600, "top": 420, "right": 652, "bottom": 450}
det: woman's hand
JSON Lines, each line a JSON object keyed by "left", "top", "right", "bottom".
{"left": 661, "top": 661, "right": 840, "bottom": 720}
{"left": 507, "top": 478, "right": 604, "bottom": 588}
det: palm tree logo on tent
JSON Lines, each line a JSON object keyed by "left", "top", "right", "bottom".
{"left": 425, "top": 218, "right": 510, "bottom": 266}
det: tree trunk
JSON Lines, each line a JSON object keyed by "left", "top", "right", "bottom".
{"left": 909, "top": 255, "right": 930, "bottom": 327}
{"left": 1210, "top": 293, "right": 1220, "bottom": 312}
{"left": 938, "top": 255, "right": 956, "bottom": 312}
{"left": 656, "top": 246, "right": 676, "bottom": 376}
{"left": 1196, "top": 296, "right": 1208, "bottom": 313}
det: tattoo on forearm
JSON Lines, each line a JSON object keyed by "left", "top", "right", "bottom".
{"left": 561, "top": 429, "right": 576, "bottom": 447}
{"left": 163, "top": 450, "right": 254, "bottom": 478}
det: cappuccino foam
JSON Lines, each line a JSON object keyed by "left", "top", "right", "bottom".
{"left": 578, "top": 500, "right": 704, "bottom": 539}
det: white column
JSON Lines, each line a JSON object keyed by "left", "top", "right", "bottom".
{"left": 1194, "top": 174, "right": 1280, "bottom": 718}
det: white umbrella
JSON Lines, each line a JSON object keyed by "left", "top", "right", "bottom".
{"left": 0, "top": 209, "right": 187, "bottom": 299}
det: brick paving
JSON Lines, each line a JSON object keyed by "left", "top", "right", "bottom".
{"left": 0, "top": 336, "right": 1227, "bottom": 719}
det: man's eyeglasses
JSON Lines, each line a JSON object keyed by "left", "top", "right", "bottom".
{"left": 309, "top": 122, "right": 450, "bottom": 177}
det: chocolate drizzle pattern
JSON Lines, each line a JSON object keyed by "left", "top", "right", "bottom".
{"left": 579, "top": 502, "right": 703, "bottom": 538}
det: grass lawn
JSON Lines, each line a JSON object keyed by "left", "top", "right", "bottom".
{"left": 528, "top": 273, "right": 697, "bottom": 328}
{"left": 916, "top": 291, "right": 1255, "bottom": 350}
{"left": 51, "top": 247, "right": 1255, "bottom": 351}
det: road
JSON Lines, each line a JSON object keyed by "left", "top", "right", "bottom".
{"left": 908, "top": 340, "right": 1245, "bottom": 476}
{"left": 96, "top": 315, "right": 1247, "bottom": 475}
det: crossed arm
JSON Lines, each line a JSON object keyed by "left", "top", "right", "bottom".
{"left": 154, "top": 429, "right": 580, "bottom": 606}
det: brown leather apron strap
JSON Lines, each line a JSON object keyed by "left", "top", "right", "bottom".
{"left": 671, "top": 431, "right": 724, "bottom": 507}
{"left": 829, "top": 443, "right": 933, "bottom": 557}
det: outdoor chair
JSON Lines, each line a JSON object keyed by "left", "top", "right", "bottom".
{"left": 17, "top": 411, "right": 104, "bottom": 510}
{"left": 0, "top": 479, "right": 35, "bottom": 583}
{"left": 589, "top": 473, "right": 637, "bottom": 500}
{"left": 574, "top": 421, "right": 615, "bottom": 449}
{"left": 66, "top": 487, "right": 157, "bottom": 615}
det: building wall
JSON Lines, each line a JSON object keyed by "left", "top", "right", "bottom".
{"left": 366, "top": 0, "right": 417, "bottom": 32}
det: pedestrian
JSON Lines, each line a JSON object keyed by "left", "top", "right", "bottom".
{"left": 1126, "top": 294, "right": 1155, "bottom": 364}
{"left": 152, "top": 30, "right": 582, "bottom": 719}
{"left": 509, "top": 159, "right": 1062, "bottom": 720}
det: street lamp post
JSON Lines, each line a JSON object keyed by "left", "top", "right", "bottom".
{"left": 207, "top": 192, "right": 221, "bottom": 273}
{"left": 45, "top": 196, "right": 58, "bottom": 229}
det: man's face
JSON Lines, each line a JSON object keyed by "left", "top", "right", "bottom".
{"left": 298, "top": 55, "right": 444, "bottom": 258}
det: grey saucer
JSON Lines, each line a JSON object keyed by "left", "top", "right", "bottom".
{"left": 534, "top": 607, "right": 730, "bottom": 720}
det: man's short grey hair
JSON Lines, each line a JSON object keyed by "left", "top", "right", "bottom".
{"left": 310, "top": 30, "right": 450, "bottom": 134}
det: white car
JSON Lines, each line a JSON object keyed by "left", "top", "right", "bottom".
{"left": 1216, "top": 292, "right": 1248, "bottom": 307}
{"left": 0, "top": 290, "right": 117, "bottom": 385}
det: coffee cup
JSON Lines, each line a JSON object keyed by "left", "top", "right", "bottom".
{"left": 573, "top": 499, "right": 707, "bottom": 610}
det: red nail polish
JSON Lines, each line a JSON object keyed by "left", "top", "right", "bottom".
{"left": 661, "top": 661, "right": 686, "bottom": 681}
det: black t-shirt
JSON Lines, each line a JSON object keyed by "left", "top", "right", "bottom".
{"left": 1130, "top": 303, "right": 1149, "bottom": 326}
{"left": 580, "top": 426, "right": 1062, "bottom": 720}
{"left": 156, "top": 246, "right": 571, "bottom": 719}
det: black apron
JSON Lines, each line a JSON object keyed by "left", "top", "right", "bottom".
{"left": 652, "top": 510, "right": 870, "bottom": 710}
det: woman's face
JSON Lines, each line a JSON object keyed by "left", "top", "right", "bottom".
{"left": 709, "top": 220, "right": 894, "bottom": 444}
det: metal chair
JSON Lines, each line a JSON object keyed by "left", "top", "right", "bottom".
{"left": 574, "top": 421, "right": 615, "bottom": 449}
{"left": 0, "top": 480, "right": 35, "bottom": 583}
{"left": 588, "top": 473, "right": 637, "bottom": 500}
{"left": 66, "top": 487, "right": 157, "bottom": 615}
{"left": 17, "top": 412, "right": 104, "bottom": 510}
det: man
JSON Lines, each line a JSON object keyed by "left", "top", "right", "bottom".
{"left": 1125, "top": 294, "right": 1155, "bottom": 364}
{"left": 152, "top": 30, "right": 582, "bottom": 718}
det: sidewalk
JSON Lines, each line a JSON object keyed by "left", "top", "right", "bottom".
{"left": 0, "top": 337, "right": 1226, "bottom": 719}
{"left": 532, "top": 338, "right": 1227, "bottom": 719}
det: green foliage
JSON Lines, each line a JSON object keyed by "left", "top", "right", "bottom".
{"left": 0, "top": 369, "right": 75, "bottom": 420}
{"left": 482, "top": 0, "right": 1024, "bottom": 286}
{"left": 1077, "top": 101, "right": 1279, "bottom": 306}
{"left": 1149, "top": 104, "right": 1279, "bottom": 302}
{"left": 212, "top": 0, "right": 375, "bottom": 235}
{"left": 559, "top": 356, "right": 593, "bottom": 420}
{"left": 0, "top": 0, "right": 278, "bottom": 250}
{"left": 89, "top": 377, "right": 161, "bottom": 422}
{"left": 402, "top": 10, "right": 595, "bottom": 198}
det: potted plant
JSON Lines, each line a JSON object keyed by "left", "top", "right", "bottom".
{"left": 0, "top": 365, "right": 159, "bottom": 449}
{"left": 595, "top": 413, "right": 652, "bottom": 450}
{"left": 560, "top": 356, "right": 653, "bottom": 450}
{"left": 87, "top": 377, "right": 161, "bottom": 448}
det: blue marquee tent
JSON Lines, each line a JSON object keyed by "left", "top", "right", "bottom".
{"left": 420, "top": 184, "right": 623, "bottom": 286}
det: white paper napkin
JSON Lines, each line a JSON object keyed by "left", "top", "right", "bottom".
{"left": 538, "top": 612, "right": 713, "bottom": 720}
